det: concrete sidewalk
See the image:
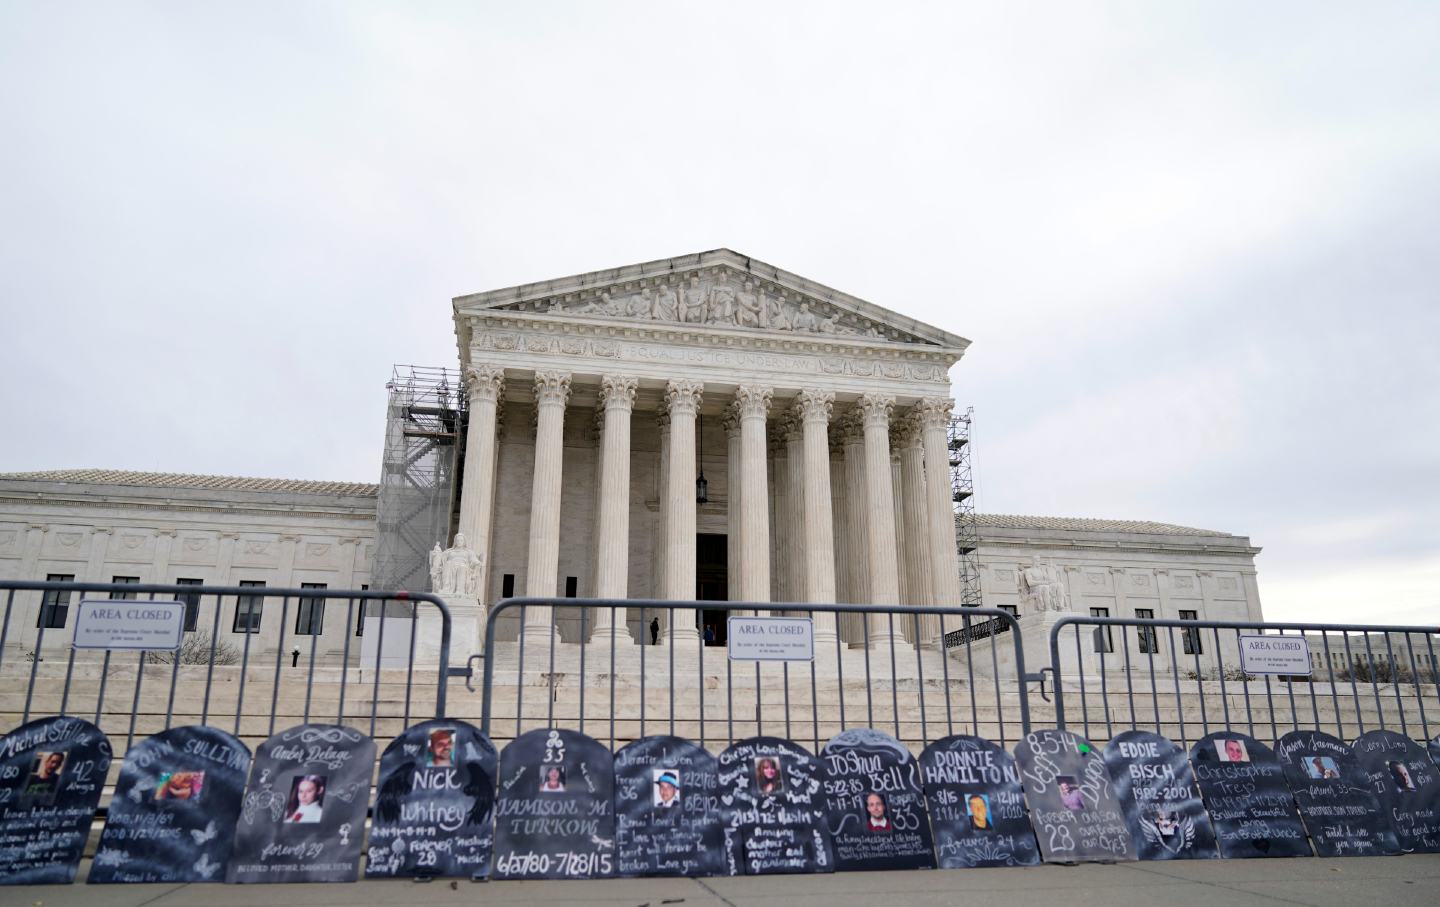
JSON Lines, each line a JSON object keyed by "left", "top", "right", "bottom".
{"left": 11, "top": 855, "right": 1440, "bottom": 907}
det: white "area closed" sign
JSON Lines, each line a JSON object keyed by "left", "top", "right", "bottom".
{"left": 73, "top": 599, "right": 185, "bottom": 651}
{"left": 727, "top": 616, "right": 814, "bottom": 662}
{"left": 1239, "top": 635, "right": 1312, "bottom": 676}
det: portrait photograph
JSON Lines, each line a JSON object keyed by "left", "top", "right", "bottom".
{"left": 427, "top": 728, "right": 455, "bottom": 767}
{"left": 753, "top": 756, "right": 784, "bottom": 797}
{"left": 966, "top": 793, "right": 992, "bottom": 830}
{"left": 1058, "top": 776, "right": 1085, "bottom": 812}
{"left": 1389, "top": 760, "right": 1417, "bottom": 792}
{"left": 1216, "top": 738, "right": 1250, "bottom": 763}
{"left": 538, "top": 763, "right": 566, "bottom": 793}
{"left": 1303, "top": 756, "right": 1340, "bottom": 780}
{"left": 284, "top": 774, "right": 326, "bottom": 823}
{"left": 22, "top": 750, "right": 67, "bottom": 803}
{"left": 155, "top": 770, "right": 206, "bottom": 801}
{"left": 652, "top": 769, "right": 681, "bottom": 807}
{"left": 863, "top": 791, "right": 892, "bottom": 833}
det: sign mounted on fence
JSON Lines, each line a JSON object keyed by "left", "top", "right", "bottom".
{"left": 1238, "top": 635, "right": 1311, "bottom": 676}
{"left": 727, "top": 617, "right": 813, "bottom": 662}
{"left": 72, "top": 599, "right": 184, "bottom": 651}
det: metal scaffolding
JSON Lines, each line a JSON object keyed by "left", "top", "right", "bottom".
{"left": 948, "top": 407, "right": 983, "bottom": 607}
{"left": 372, "top": 365, "right": 465, "bottom": 592}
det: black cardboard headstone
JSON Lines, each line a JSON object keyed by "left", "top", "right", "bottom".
{"left": 1103, "top": 730, "right": 1217, "bottom": 861}
{"left": 90, "top": 726, "right": 251, "bottom": 883}
{"left": 919, "top": 734, "right": 1039, "bottom": 868}
{"left": 613, "top": 735, "right": 722, "bottom": 877}
{"left": 1189, "top": 731, "right": 1310, "bottom": 858}
{"left": 227, "top": 724, "right": 376, "bottom": 883}
{"left": 0, "top": 716, "right": 112, "bottom": 885}
{"left": 367, "top": 719, "right": 497, "bottom": 878}
{"left": 492, "top": 728, "right": 615, "bottom": 879}
{"left": 1351, "top": 730, "right": 1440, "bottom": 853}
{"left": 1276, "top": 730, "right": 1400, "bottom": 857}
{"left": 1014, "top": 728, "right": 1135, "bottom": 863}
{"left": 717, "top": 736, "right": 834, "bottom": 876}
{"left": 819, "top": 728, "right": 934, "bottom": 872}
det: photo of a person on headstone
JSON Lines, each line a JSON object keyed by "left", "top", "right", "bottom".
{"left": 1217, "top": 738, "right": 1250, "bottom": 763}
{"left": 539, "top": 764, "right": 566, "bottom": 792}
{"left": 23, "top": 751, "right": 66, "bottom": 802}
{"left": 653, "top": 769, "right": 681, "bottom": 807}
{"left": 155, "top": 770, "right": 205, "bottom": 801}
{"left": 1303, "top": 756, "right": 1340, "bottom": 780}
{"left": 1390, "top": 761, "right": 1417, "bottom": 792}
{"left": 285, "top": 774, "right": 326, "bottom": 823}
{"left": 1151, "top": 809, "right": 1179, "bottom": 837}
{"left": 754, "top": 757, "right": 784, "bottom": 796}
{"left": 1058, "top": 776, "right": 1085, "bottom": 811}
{"left": 864, "top": 792, "right": 892, "bottom": 832}
{"left": 967, "top": 793, "right": 992, "bottom": 830}
{"left": 427, "top": 728, "right": 455, "bottom": 767}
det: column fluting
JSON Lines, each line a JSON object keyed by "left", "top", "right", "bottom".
{"left": 523, "top": 370, "right": 571, "bottom": 642}
{"left": 593, "top": 375, "right": 637, "bottom": 642}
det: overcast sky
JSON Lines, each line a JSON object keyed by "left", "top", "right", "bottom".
{"left": 2, "top": 2, "right": 1436, "bottom": 625}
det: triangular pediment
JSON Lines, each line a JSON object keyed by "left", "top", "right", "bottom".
{"left": 453, "top": 249, "right": 970, "bottom": 352}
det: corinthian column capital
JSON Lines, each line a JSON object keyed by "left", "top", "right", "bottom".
{"left": 533, "top": 371, "right": 572, "bottom": 407}
{"left": 734, "top": 384, "right": 773, "bottom": 420}
{"left": 856, "top": 393, "right": 895, "bottom": 429}
{"left": 665, "top": 379, "right": 703, "bottom": 416}
{"left": 464, "top": 365, "right": 506, "bottom": 403}
{"left": 892, "top": 411, "right": 925, "bottom": 449}
{"left": 911, "top": 396, "right": 955, "bottom": 430}
{"left": 598, "top": 374, "right": 638, "bottom": 412}
{"left": 793, "top": 388, "right": 835, "bottom": 424}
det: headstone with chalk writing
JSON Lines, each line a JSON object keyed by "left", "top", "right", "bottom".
{"left": 367, "top": 719, "right": 497, "bottom": 878}
{"left": 90, "top": 726, "right": 251, "bottom": 883}
{"left": 0, "top": 716, "right": 112, "bottom": 885}
{"left": 1189, "top": 731, "right": 1310, "bottom": 858}
{"left": 613, "top": 735, "right": 722, "bottom": 877}
{"left": 1014, "top": 728, "right": 1136, "bottom": 863}
{"left": 717, "top": 736, "right": 834, "bottom": 875}
{"left": 819, "top": 728, "right": 934, "bottom": 872}
{"left": 1429, "top": 735, "right": 1440, "bottom": 771}
{"left": 1103, "top": 730, "right": 1217, "bottom": 861}
{"left": 919, "top": 734, "right": 1040, "bottom": 868}
{"left": 227, "top": 724, "right": 375, "bottom": 883}
{"left": 1275, "top": 730, "right": 1399, "bottom": 857}
{"left": 492, "top": 728, "right": 616, "bottom": 880}
{"left": 1351, "top": 730, "right": 1440, "bottom": 853}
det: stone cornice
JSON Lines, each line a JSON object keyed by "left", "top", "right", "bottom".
{"left": 0, "top": 492, "right": 376, "bottom": 524}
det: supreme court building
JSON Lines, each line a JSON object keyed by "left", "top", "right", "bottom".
{"left": 0, "top": 250, "right": 1265, "bottom": 666}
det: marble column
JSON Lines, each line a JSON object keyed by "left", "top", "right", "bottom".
{"left": 915, "top": 398, "right": 962, "bottom": 637}
{"left": 795, "top": 390, "right": 838, "bottom": 644}
{"left": 662, "top": 379, "right": 703, "bottom": 644}
{"left": 734, "top": 385, "right": 772, "bottom": 604}
{"left": 654, "top": 411, "right": 669, "bottom": 627}
{"left": 839, "top": 412, "right": 871, "bottom": 647}
{"left": 890, "top": 449, "right": 908, "bottom": 605}
{"left": 724, "top": 405, "right": 743, "bottom": 608}
{"left": 830, "top": 431, "right": 859, "bottom": 643}
{"left": 858, "top": 394, "right": 903, "bottom": 645}
{"left": 593, "top": 375, "right": 637, "bottom": 642}
{"left": 460, "top": 365, "right": 505, "bottom": 603}
{"left": 783, "top": 416, "right": 805, "bottom": 606}
{"left": 522, "top": 370, "right": 570, "bottom": 643}
{"left": 897, "top": 414, "right": 934, "bottom": 643}
{"left": 767, "top": 425, "right": 787, "bottom": 603}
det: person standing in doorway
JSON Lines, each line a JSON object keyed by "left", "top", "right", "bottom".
{"left": 650, "top": 617, "right": 660, "bottom": 645}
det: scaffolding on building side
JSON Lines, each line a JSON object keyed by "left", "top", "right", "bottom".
{"left": 372, "top": 365, "right": 466, "bottom": 593}
{"left": 948, "top": 407, "right": 982, "bottom": 607}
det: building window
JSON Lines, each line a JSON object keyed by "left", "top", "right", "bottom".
{"left": 175, "top": 578, "right": 203, "bottom": 631}
{"left": 296, "top": 583, "right": 326, "bottom": 636}
{"left": 565, "top": 576, "right": 578, "bottom": 598}
{"left": 37, "top": 574, "right": 74, "bottom": 629}
{"left": 356, "top": 584, "right": 369, "bottom": 636}
{"left": 111, "top": 576, "right": 140, "bottom": 600}
{"left": 998, "top": 604, "right": 1018, "bottom": 618}
{"left": 1179, "top": 609, "right": 1202, "bottom": 654}
{"left": 502, "top": 574, "right": 515, "bottom": 598}
{"left": 1135, "top": 608, "right": 1158, "bottom": 654}
{"left": 1090, "top": 607, "right": 1112, "bottom": 653}
{"left": 233, "top": 581, "right": 265, "bottom": 634}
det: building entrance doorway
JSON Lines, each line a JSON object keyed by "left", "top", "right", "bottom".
{"left": 696, "top": 533, "right": 728, "bottom": 646}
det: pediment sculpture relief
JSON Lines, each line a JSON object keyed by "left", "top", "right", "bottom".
{"left": 497, "top": 271, "right": 923, "bottom": 343}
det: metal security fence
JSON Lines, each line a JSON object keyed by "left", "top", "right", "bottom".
{"left": 0, "top": 579, "right": 454, "bottom": 755}
{"left": 1048, "top": 614, "right": 1440, "bottom": 748}
{"left": 479, "top": 597, "right": 1032, "bottom": 753}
